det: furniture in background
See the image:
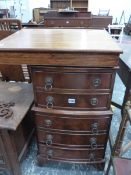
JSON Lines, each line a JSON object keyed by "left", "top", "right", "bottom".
{"left": 0, "top": 82, "right": 34, "bottom": 175}
{"left": 108, "top": 24, "right": 125, "bottom": 43}
{"left": 124, "top": 15, "right": 131, "bottom": 35}
{"left": 91, "top": 15, "right": 112, "bottom": 29}
{"left": 70, "top": 0, "right": 88, "bottom": 12}
{"left": 49, "top": 0, "right": 112, "bottom": 28}
{"left": 44, "top": 11, "right": 92, "bottom": 27}
{"left": 33, "top": 8, "right": 49, "bottom": 24}
{"left": 44, "top": 10, "right": 112, "bottom": 28}
{"left": 0, "top": 9, "right": 9, "bottom": 18}
{"left": 0, "top": 18, "right": 22, "bottom": 40}
{"left": 50, "top": 0, "right": 88, "bottom": 12}
{"left": 0, "top": 28, "right": 122, "bottom": 171}
{"left": 0, "top": 18, "right": 30, "bottom": 82}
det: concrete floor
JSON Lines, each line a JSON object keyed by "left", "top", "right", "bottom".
{"left": 20, "top": 33, "right": 131, "bottom": 175}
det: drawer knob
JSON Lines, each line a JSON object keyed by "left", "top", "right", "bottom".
{"left": 44, "top": 119, "right": 52, "bottom": 127}
{"left": 90, "top": 98, "right": 98, "bottom": 106}
{"left": 93, "top": 78, "right": 101, "bottom": 87}
{"left": 45, "top": 77, "right": 53, "bottom": 91}
{"left": 46, "top": 96, "right": 54, "bottom": 108}
{"left": 90, "top": 137, "right": 97, "bottom": 149}
{"left": 91, "top": 123, "right": 98, "bottom": 134}
{"left": 46, "top": 134, "right": 53, "bottom": 145}
{"left": 47, "top": 149, "right": 53, "bottom": 159}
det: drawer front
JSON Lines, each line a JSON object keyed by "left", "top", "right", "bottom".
{"left": 31, "top": 67, "right": 114, "bottom": 91}
{"left": 45, "top": 19, "right": 91, "bottom": 27}
{"left": 38, "top": 145, "right": 105, "bottom": 161}
{"left": 37, "top": 130, "right": 108, "bottom": 148}
{"left": 35, "top": 92, "right": 111, "bottom": 110}
{"left": 35, "top": 113, "right": 112, "bottom": 133}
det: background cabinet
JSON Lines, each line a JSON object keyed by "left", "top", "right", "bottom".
{"left": 71, "top": 0, "right": 88, "bottom": 12}
{"left": 50, "top": 0, "right": 70, "bottom": 10}
{"left": 50, "top": 0, "right": 88, "bottom": 12}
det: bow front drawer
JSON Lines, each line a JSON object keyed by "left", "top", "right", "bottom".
{"left": 31, "top": 66, "right": 115, "bottom": 91}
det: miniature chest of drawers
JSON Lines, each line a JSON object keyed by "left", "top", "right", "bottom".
{"left": 31, "top": 66, "right": 116, "bottom": 169}
{"left": 0, "top": 28, "right": 122, "bottom": 170}
{"left": 26, "top": 28, "right": 122, "bottom": 170}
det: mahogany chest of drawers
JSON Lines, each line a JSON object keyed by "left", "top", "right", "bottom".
{"left": 0, "top": 28, "right": 122, "bottom": 171}
{"left": 31, "top": 66, "right": 115, "bottom": 169}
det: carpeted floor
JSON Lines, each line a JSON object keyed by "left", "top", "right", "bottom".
{"left": 20, "top": 33, "right": 131, "bottom": 175}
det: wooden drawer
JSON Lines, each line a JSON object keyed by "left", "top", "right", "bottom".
{"left": 35, "top": 92, "right": 111, "bottom": 110}
{"left": 35, "top": 111, "right": 112, "bottom": 133}
{"left": 37, "top": 129, "right": 108, "bottom": 148}
{"left": 30, "top": 66, "right": 115, "bottom": 91}
{"left": 38, "top": 145, "right": 105, "bottom": 161}
{"left": 44, "top": 19, "right": 92, "bottom": 27}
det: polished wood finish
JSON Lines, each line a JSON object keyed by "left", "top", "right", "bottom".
{"left": 31, "top": 66, "right": 115, "bottom": 111}
{"left": 0, "top": 29, "right": 122, "bottom": 170}
{"left": 0, "top": 82, "right": 34, "bottom": 175}
{"left": 0, "top": 29, "right": 122, "bottom": 66}
{"left": 30, "top": 65, "right": 116, "bottom": 168}
{"left": 35, "top": 92, "right": 111, "bottom": 110}
{"left": 31, "top": 67, "right": 115, "bottom": 90}
{"left": 37, "top": 129, "right": 108, "bottom": 147}
{"left": 34, "top": 109, "right": 112, "bottom": 133}
{"left": 38, "top": 145, "right": 105, "bottom": 161}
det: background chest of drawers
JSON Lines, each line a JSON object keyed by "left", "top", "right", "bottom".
{"left": 31, "top": 66, "right": 115, "bottom": 169}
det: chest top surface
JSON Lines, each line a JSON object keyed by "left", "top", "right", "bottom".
{"left": 0, "top": 28, "right": 122, "bottom": 53}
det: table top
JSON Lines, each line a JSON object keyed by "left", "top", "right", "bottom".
{"left": 0, "top": 28, "right": 122, "bottom": 53}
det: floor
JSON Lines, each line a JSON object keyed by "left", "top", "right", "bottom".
{"left": 3, "top": 32, "right": 131, "bottom": 175}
